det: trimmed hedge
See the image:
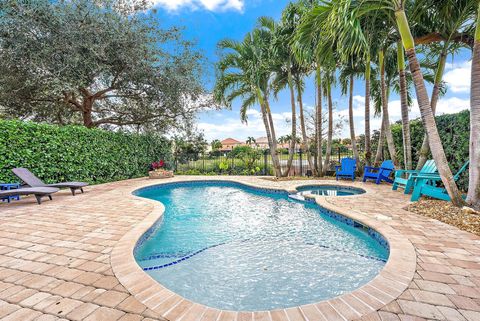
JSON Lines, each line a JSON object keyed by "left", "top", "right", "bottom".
{"left": 0, "top": 120, "right": 172, "bottom": 185}
{"left": 390, "top": 110, "right": 470, "bottom": 190}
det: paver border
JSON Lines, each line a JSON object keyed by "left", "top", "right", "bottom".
{"left": 111, "top": 177, "right": 416, "bottom": 320}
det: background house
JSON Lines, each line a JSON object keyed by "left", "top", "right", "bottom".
{"left": 220, "top": 138, "right": 242, "bottom": 152}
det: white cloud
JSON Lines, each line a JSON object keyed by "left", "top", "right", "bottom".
{"left": 198, "top": 95, "right": 470, "bottom": 141}
{"left": 444, "top": 61, "right": 471, "bottom": 93}
{"left": 151, "top": 0, "right": 244, "bottom": 12}
{"left": 198, "top": 107, "right": 292, "bottom": 141}
{"left": 336, "top": 96, "right": 469, "bottom": 138}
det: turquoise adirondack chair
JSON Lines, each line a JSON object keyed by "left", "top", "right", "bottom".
{"left": 362, "top": 160, "right": 395, "bottom": 184}
{"left": 335, "top": 158, "right": 356, "bottom": 181}
{"left": 392, "top": 160, "right": 437, "bottom": 194}
{"left": 410, "top": 161, "right": 470, "bottom": 202}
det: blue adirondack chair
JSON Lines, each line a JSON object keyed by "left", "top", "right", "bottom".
{"left": 410, "top": 161, "right": 470, "bottom": 202}
{"left": 362, "top": 160, "right": 395, "bottom": 184}
{"left": 392, "top": 160, "right": 437, "bottom": 194}
{"left": 335, "top": 158, "right": 356, "bottom": 181}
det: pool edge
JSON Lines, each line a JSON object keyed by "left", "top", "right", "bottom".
{"left": 111, "top": 177, "right": 416, "bottom": 320}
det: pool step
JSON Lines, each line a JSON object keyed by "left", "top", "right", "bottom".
{"left": 288, "top": 194, "right": 305, "bottom": 201}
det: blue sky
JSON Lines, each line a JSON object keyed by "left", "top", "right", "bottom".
{"left": 151, "top": 0, "right": 472, "bottom": 142}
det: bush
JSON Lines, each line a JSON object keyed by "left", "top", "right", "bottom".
{"left": 390, "top": 110, "right": 470, "bottom": 190}
{"left": 0, "top": 120, "right": 172, "bottom": 184}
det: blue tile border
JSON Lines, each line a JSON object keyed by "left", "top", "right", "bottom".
{"left": 295, "top": 184, "right": 366, "bottom": 195}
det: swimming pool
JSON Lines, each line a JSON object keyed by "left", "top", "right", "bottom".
{"left": 134, "top": 181, "right": 389, "bottom": 311}
{"left": 296, "top": 185, "right": 366, "bottom": 197}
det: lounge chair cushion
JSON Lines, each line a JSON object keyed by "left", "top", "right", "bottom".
{"left": 0, "top": 187, "right": 59, "bottom": 205}
{"left": 0, "top": 187, "right": 59, "bottom": 197}
{"left": 12, "top": 168, "right": 88, "bottom": 195}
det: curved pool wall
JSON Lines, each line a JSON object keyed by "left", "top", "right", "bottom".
{"left": 132, "top": 180, "right": 390, "bottom": 311}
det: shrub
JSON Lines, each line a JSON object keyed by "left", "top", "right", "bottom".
{"left": 0, "top": 120, "right": 172, "bottom": 184}
{"left": 390, "top": 110, "right": 470, "bottom": 190}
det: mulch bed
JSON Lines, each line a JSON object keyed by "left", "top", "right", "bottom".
{"left": 408, "top": 200, "right": 480, "bottom": 236}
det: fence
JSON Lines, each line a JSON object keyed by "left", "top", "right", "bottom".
{"left": 174, "top": 147, "right": 363, "bottom": 176}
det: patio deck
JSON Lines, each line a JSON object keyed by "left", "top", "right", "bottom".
{"left": 0, "top": 176, "right": 479, "bottom": 321}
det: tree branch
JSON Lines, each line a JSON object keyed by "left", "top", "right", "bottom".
{"left": 415, "top": 32, "right": 474, "bottom": 48}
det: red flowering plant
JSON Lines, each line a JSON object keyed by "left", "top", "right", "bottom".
{"left": 151, "top": 160, "right": 165, "bottom": 170}
{"left": 149, "top": 159, "right": 173, "bottom": 178}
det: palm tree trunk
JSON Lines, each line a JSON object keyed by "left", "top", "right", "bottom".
{"left": 416, "top": 48, "right": 447, "bottom": 170}
{"left": 379, "top": 50, "right": 397, "bottom": 166}
{"left": 349, "top": 74, "right": 360, "bottom": 165}
{"left": 398, "top": 42, "right": 412, "bottom": 170}
{"left": 284, "top": 72, "right": 297, "bottom": 177}
{"left": 257, "top": 88, "right": 282, "bottom": 177}
{"left": 265, "top": 100, "right": 282, "bottom": 176}
{"left": 323, "top": 80, "right": 333, "bottom": 175}
{"left": 316, "top": 65, "right": 323, "bottom": 176}
{"left": 467, "top": 6, "right": 480, "bottom": 209}
{"left": 396, "top": 9, "right": 465, "bottom": 206}
{"left": 297, "top": 83, "right": 314, "bottom": 174}
{"left": 365, "top": 55, "right": 372, "bottom": 166}
{"left": 374, "top": 115, "right": 385, "bottom": 166}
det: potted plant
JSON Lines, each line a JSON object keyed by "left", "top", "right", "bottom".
{"left": 148, "top": 160, "right": 174, "bottom": 179}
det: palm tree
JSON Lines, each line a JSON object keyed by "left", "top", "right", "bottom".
{"left": 246, "top": 137, "right": 256, "bottom": 146}
{"left": 378, "top": 48, "right": 397, "bottom": 166}
{"left": 467, "top": 3, "right": 480, "bottom": 209}
{"left": 214, "top": 29, "right": 283, "bottom": 177}
{"left": 339, "top": 63, "right": 361, "bottom": 166}
{"left": 295, "top": 78, "right": 316, "bottom": 174}
{"left": 293, "top": 0, "right": 334, "bottom": 176}
{"left": 259, "top": 15, "right": 298, "bottom": 177}
{"left": 397, "top": 41, "right": 412, "bottom": 169}
{"left": 315, "top": 64, "right": 323, "bottom": 176}
{"left": 413, "top": 0, "right": 477, "bottom": 170}
{"left": 356, "top": 10, "right": 387, "bottom": 166}
{"left": 321, "top": 66, "right": 336, "bottom": 174}
{"left": 391, "top": 0, "right": 465, "bottom": 206}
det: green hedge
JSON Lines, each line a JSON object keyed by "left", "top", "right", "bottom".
{"left": 390, "top": 110, "right": 470, "bottom": 190}
{"left": 0, "top": 120, "right": 172, "bottom": 184}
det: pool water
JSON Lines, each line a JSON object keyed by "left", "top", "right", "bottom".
{"left": 134, "top": 181, "right": 388, "bottom": 311}
{"left": 297, "top": 185, "right": 365, "bottom": 197}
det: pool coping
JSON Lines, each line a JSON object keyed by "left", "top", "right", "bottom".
{"left": 111, "top": 177, "right": 416, "bottom": 321}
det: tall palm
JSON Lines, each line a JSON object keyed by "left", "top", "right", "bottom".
{"left": 294, "top": 77, "right": 316, "bottom": 174}
{"left": 397, "top": 41, "right": 412, "bottom": 169}
{"left": 413, "top": 0, "right": 477, "bottom": 170}
{"left": 467, "top": 3, "right": 480, "bottom": 209}
{"left": 371, "top": 44, "right": 419, "bottom": 166}
{"left": 321, "top": 66, "right": 336, "bottom": 174}
{"left": 294, "top": 0, "right": 334, "bottom": 176}
{"left": 356, "top": 9, "right": 387, "bottom": 166}
{"left": 214, "top": 29, "right": 283, "bottom": 177}
{"left": 315, "top": 63, "right": 323, "bottom": 176}
{"left": 340, "top": 63, "right": 361, "bottom": 165}
{"left": 378, "top": 48, "right": 398, "bottom": 166}
{"left": 388, "top": 0, "right": 465, "bottom": 206}
{"left": 260, "top": 15, "right": 297, "bottom": 177}
{"left": 297, "top": 0, "right": 368, "bottom": 170}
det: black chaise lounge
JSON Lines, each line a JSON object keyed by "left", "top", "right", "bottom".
{"left": 12, "top": 168, "right": 88, "bottom": 196}
{"left": 0, "top": 187, "right": 59, "bottom": 204}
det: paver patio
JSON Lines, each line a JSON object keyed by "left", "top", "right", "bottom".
{"left": 0, "top": 176, "right": 479, "bottom": 321}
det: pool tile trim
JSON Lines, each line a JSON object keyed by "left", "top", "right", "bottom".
{"left": 111, "top": 177, "right": 416, "bottom": 321}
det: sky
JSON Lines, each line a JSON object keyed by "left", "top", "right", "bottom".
{"left": 150, "top": 0, "right": 472, "bottom": 142}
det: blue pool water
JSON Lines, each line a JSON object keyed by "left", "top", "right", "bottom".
{"left": 296, "top": 185, "right": 365, "bottom": 197}
{"left": 134, "top": 181, "right": 388, "bottom": 311}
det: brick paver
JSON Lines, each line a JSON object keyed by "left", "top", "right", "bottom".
{"left": 0, "top": 176, "right": 478, "bottom": 320}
